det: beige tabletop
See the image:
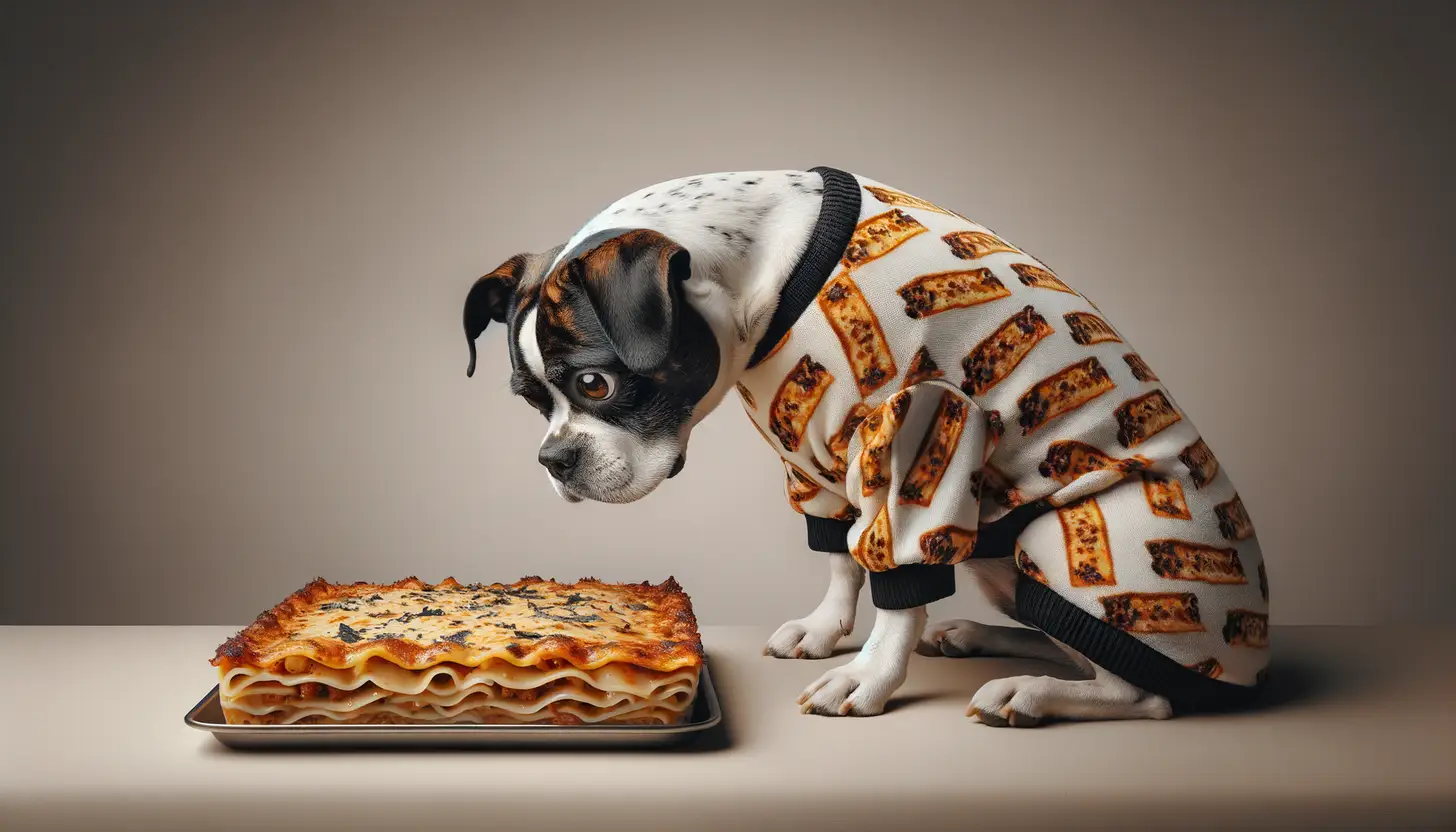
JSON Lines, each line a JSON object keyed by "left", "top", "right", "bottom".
{"left": 1, "top": 625, "right": 1453, "bottom": 831}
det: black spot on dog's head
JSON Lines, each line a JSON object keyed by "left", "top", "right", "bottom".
{"left": 535, "top": 230, "right": 719, "bottom": 439}
{"left": 465, "top": 214, "right": 728, "bottom": 502}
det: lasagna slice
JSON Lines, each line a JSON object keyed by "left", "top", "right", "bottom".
{"left": 211, "top": 576, "right": 703, "bottom": 726}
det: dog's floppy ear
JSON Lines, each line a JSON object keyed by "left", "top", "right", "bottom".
{"left": 464, "top": 244, "right": 579, "bottom": 378}
{"left": 464, "top": 254, "right": 528, "bottom": 377}
{"left": 566, "top": 229, "right": 692, "bottom": 373}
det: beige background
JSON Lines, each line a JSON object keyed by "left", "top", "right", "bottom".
{"left": 2, "top": 0, "right": 1451, "bottom": 626}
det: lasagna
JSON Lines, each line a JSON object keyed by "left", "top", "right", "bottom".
{"left": 211, "top": 576, "right": 703, "bottom": 726}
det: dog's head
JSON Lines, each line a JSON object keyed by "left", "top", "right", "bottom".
{"left": 464, "top": 229, "right": 722, "bottom": 504}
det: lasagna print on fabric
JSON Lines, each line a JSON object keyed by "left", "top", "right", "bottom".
{"left": 1059, "top": 498, "right": 1116, "bottom": 587}
{"left": 863, "top": 185, "right": 967, "bottom": 220}
{"left": 769, "top": 355, "right": 834, "bottom": 452}
{"left": 819, "top": 273, "right": 897, "bottom": 397}
{"left": 902, "top": 347, "right": 945, "bottom": 388}
{"left": 731, "top": 171, "right": 1269, "bottom": 690}
{"left": 943, "top": 230, "right": 1021, "bottom": 260}
{"left": 842, "top": 209, "right": 926, "bottom": 270}
{"left": 962, "top": 305, "right": 1053, "bottom": 396}
{"left": 898, "top": 391, "right": 969, "bottom": 507}
{"left": 1011, "top": 263, "right": 1076, "bottom": 294}
{"left": 1142, "top": 472, "right": 1191, "bottom": 519}
{"left": 898, "top": 269, "right": 1011, "bottom": 319}
{"left": 1017, "top": 358, "right": 1116, "bottom": 435}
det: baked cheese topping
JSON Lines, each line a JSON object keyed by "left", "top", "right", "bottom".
{"left": 213, "top": 576, "right": 702, "bottom": 726}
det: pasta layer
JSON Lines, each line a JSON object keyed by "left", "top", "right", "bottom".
{"left": 212, "top": 576, "right": 704, "bottom": 726}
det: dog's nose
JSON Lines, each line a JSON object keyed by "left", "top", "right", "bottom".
{"left": 539, "top": 444, "right": 579, "bottom": 481}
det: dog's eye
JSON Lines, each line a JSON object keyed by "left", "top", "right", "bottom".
{"left": 574, "top": 371, "right": 616, "bottom": 402}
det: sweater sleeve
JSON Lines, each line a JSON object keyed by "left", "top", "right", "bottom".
{"left": 783, "top": 459, "right": 858, "bottom": 553}
{"left": 843, "top": 381, "right": 988, "bottom": 609}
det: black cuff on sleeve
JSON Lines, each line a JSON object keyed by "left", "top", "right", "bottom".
{"left": 805, "top": 515, "right": 854, "bottom": 553}
{"left": 869, "top": 564, "right": 956, "bottom": 609}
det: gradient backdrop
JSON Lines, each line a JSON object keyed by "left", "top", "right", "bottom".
{"left": 3, "top": 0, "right": 1452, "bottom": 626}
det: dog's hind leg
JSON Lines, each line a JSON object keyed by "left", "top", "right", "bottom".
{"left": 918, "top": 619, "right": 1076, "bottom": 664}
{"left": 765, "top": 553, "right": 865, "bottom": 659}
{"left": 967, "top": 641, "right": 1173, "bottom": 727}
{"left": 918, "top": 557, "right": 1075, "bottom": 665}
{"left": 948, "top": 549, "right": 1170, "bottom": 725}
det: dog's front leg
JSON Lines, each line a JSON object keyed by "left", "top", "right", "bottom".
{"left": 764, "top": 553, "right": 865, "bottom": 659}
{"left": 797, "top": 604, "right": 926, "bottom": 716}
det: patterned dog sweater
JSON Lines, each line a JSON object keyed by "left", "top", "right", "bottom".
{"left": 735, "top": 167, "right": 1270, "bottom": 709}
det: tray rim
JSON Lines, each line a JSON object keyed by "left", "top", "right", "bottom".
{"left": 183, "top": 661, "right": 721, "bottom": 738}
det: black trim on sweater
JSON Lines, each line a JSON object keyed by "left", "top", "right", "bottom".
{"left": 969, "top": 500, "right": 1053, "bottom": 559}
{"left": 805, "top": 515, "right": 854, "bottom": 553}
{"left": 746, "top": 166, "right": 862, "bottom": 368}
{"left": 869, "top": 564, "right": 956, "bottom": 610}
{"left": 1014, "top": 573, "right": 1268, "bottom": 714}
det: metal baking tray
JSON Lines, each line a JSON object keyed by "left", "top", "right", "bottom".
{"left": 185, "top": 663, "right": 721, "bottom": 750}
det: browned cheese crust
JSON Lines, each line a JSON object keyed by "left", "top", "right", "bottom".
{"left": 919, "top": 525, "right": 978, "bottom": 565}
{"left": 1223, "top": 609, "right": 1269, "bottom": 648}
{"left": 1063, "top": 311, "right": 1122, "bottom": 345}
{"left": 819, "top": 272, "right": 897, "bottom": 396}
{"left": 1038, "top": 440, "right": 1151, "bottom": 486}
{"left": 1142, "top": 472, "right": 1192, "bottom": 519}
{"left": 842, "top": 209, "right": 927, "bottom": 270}
{"left": 898, "top": 390, "right": 969, "bottom": 507}
{"left": 769, "top": 354, "right": 835, "bottom": 452}
{"left": 1017, "top": 357, "right": 1116, "bottom": 435}
{"left": 943, "top": 230, "right": 1021, "bottom": 260}
{"left": 1114, "top": 390, "right": 1182, "bottom": 448}
{"left": 897, "top": 268, "right": 1011, "bottom": 319}
{"left": 212, "top": 576, "right": 703, "bottom": 675}
{"left": 962, "top": 305, "right": 1054, "bottom": 396}
{"left": 1215, "top": 494, "right": 1255, "bottom": 541}
{"left": 1100, "top": 592, "right": 1204, "bottom": 634}
{"left": 1178, "top": 437, "right": 1220, "bottom": 488}
{"left": 1059, "top": 498, "right": 1117, "bottom": 587}
{"left": 1011, "top": 263, "right": 1076, "bottom": 294}
{"left": 1146, "top": 539, "right": 1247, "bottom": 584}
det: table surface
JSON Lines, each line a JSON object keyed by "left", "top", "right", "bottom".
{"left": 1, "top": 625, "right": 1453, "bottom": 831}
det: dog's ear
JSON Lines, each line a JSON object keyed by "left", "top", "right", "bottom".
{"left": 465, "top": 245, "right": 578, "bottom": 378}
{"left": 565, "top": 230, "right": 691, "bottom": 373}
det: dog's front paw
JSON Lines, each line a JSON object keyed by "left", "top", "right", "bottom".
{"left": 764, "top": 615, "right": 850, "bottom": 660}
{"left": 796, "top": 659, "right": 901, "bottom": 717}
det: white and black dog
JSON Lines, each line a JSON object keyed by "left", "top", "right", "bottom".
{"left": 464, "top": 168, "right": 1270, "bottom": 725}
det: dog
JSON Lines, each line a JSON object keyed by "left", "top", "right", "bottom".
{"left": 463, "top": 168, "right": 1270, "bottom": 725}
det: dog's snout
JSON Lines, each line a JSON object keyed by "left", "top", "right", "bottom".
{"left": 539, "top": 443, "right": 579, "bottom": 481}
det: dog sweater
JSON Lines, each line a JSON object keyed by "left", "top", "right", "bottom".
{"left": 734, "top": 167, "right": 1270, "bottom": 707}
